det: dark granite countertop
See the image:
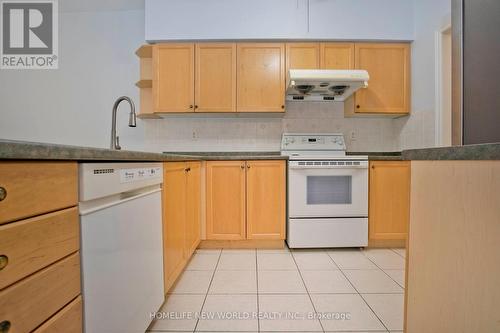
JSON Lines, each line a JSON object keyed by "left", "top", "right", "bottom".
{"left": 2, "top": 139, "right": 499, "bottom": 162}
{"left": 402, "top": 143, "right": 500, "bottom": 160}
{"left": 347, "top": 151, "right": 403, "bottom": 161}
{"left": 163, "top": 151, "right": 287, "bottom": 160}
{"left": 0, "top": 140, "right": 287, "bottom": 162}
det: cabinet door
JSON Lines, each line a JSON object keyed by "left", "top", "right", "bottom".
{"left": 246, "top": 160, "right": 286, "bottom": 240}
{"left": 369, "top": 161, "right": 410, "bottom": 242}
{"left": 237, "top": 43, "right": 286, "bottom": 112}
{"left": 286, "top": 43, "right": 320, "bottom": 79}
{"left": 354, "top": 43, "right": 410, "bottom": 114}
{"left": 153, "top": 44, "right": 195, "bottom": 112}
{"left": 320, "top": 43, "right": 355, "bottom": 69}
{"left": 195, "top": 43, "right": 237, "bottom": 112}
{"left": 185, "top": 162, "right": 201, "bottom": 257}
{"left": 206, "top": 161, "right": 246, "bottom": 240}
{"left": 162, "top": 162, "right": 187, "bottom": 292}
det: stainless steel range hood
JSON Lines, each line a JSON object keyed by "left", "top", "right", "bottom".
{"left": 286, "top": 69, "right": 369, "bottom": 102}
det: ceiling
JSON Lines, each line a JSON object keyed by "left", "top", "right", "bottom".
{"left": 60, "top": 0, "right": 144, "bottom": 13}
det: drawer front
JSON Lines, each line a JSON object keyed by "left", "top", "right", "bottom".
{"left": 0, "top": 207, "right": 79, "bottom": 289}
{"left": 0, "top": 253, "right": 81, "bottom": 333}
{"left": 0, "top": 162, "right": 78, "bottom": 225}
{"left": 33, "top": 296, "right": 82, "bottom": 333}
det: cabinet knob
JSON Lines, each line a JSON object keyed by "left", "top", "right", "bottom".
{"left": 0, "top": 320, "right": 11, "bottom": 333}
{"left": 0, "top": 255, "right": 8, "bottom": 271}
{"left": 240, "top": 165, "right": 245, "bottom": 169}
{"left": 356, "top": 105, "right": 360, "bottom": 109}
{"left": 195, "top": 105, "right": 198, "bottom": 109}
{"left": 189, "top": 105, "right": 193, "bottom": 109}
{"left": 185, "top": 167, "right": 191, "bottom": 172}
{"left": 281, "top": 105, "right": 285, "bottom": 109}
{"left": 0, "top": 187, "right": 6, "bottom": 201}
{"left": 247, "top": 165, "right": 251, "bottom": 169}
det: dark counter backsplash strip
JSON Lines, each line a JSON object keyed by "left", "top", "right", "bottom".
{"left": 402, "top": 143, "right": 500, "bottom": 160}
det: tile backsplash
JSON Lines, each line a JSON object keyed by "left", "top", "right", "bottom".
{"left": 142, "top": 102, "right": 400, "bottom": 152}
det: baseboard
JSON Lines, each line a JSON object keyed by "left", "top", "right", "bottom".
{"left": 198, "top": 239, "right": 285, "bottom": 249}
{"left": 368, "top": 238, "right": 406, "bottom": 248}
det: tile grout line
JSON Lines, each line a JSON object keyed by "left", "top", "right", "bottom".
{"left": 192, "top": 249, "right": 222, "bottom": 333}
{"left": 361, "top": 250, "right": 406, "bottom": 291}
{"left": 290, "top": 250, "right": 326, "bottom": 333}
{"left": 326, "top": 250, "right": 390, "bottom": 333}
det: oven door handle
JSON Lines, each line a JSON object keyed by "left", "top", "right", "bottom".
{"left": 288, "top": 162, "right": 369, "bottom": 169}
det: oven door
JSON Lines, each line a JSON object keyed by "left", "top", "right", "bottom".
{"left": 288, "top": 160, "right": 368, "bottom": 218}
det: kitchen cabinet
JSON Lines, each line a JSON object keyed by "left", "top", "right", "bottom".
{"left": 285, "top": 43, "right": 320, "bottom": 77}
{"left": 354, "top": 43, "right": 411, "bottom": 114}
{"left": 153, "top": 44, "right": 195, "bottom": 112}
{"left": 162, "top": 161, "right": 201, "bottom": 292}
{"left": 246, "top": 161, "right": 286, "bottom": 240}
{"left": 185, "top": 161, "right": 201, "bottom": 257}
{"left": 368, "top": 161, "right": 410, "bottom": 247}
{"left": 206, "top": 160, "right": 286, "bottom": 242}
{"left": 237, "top": 43, "right": 286, "bottom": 112}
{"left": 195, "top": 43, "right": 237, "bottom": 112}
{"left": 0, "top": 161, "right": 81, "bottom": 332}
{"left": 206, "top": 161, "right": 246, "bottom": 240}
{"left": 320, "top": 43, "right": 355, "bottom": 69}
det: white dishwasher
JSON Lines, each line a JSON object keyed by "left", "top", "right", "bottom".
{"left": 79, "top": 163, "right": 164, "bottom": 333}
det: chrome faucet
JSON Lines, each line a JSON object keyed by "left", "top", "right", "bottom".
{"left": 110, "top": 96, "right": 137, "bottom": 150}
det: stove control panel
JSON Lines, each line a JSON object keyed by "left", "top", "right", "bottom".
{"left": 281, "top": 133, "right": 346, "bottom": 152}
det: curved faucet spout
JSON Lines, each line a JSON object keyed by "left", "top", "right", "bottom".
{"left": 111, "top": 96, "right": 136, "bottom": 150}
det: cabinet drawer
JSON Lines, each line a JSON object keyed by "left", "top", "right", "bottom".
{"left": 33, "top": 296, "right": 82, "bottom": 333}
{"left": 0, "top": 207, "right": 79, "bottom": 289}
{"left": 0, "top": 253, "right": 81, "bottom": 333}
{"left": 0, "top": 162, "right": 78, "bottom": 225}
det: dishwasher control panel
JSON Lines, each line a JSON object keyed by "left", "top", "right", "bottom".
{"left": 120, "top": 167, "right": 162, "bottom": 183}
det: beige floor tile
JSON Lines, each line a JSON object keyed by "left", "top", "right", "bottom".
{"left": 258, "top": 270, "right": 307, "bottom": 294}
{"left": 343, "top": 270, "right": 403, "bottom": 294}
{"left": 169, "top": 270, "right": 213, "bottom": 294}
{"left": 327, "top": 249, "right": 379, "bottom": 270}
{"left": 209, "top": 270, "right": 257, "bottom": 294}
{"left": 148, "top": 294, "right": 204, "bottom": 331}
{"left": 185, "top": 253, "right": 220, "bottom": 271}
{"left": 218, "top": 253, "right": 256, "bottom": 271}
{"left": 362, "top": 249, "right": 405, "bottom": 270}
{"left": 257, "top": 253, "right": 297, "bottom": 270}
{"left": 293, "top": 252, "right": 338, "bottom": 270}
{"left": 392, "top": 248, "right": 406, "bottom": 258}
{"left": 196, "top": 294, "right": 258, "bottom": 332}
{"left": 259, "top": 294, "right": 323, "bottom": 332}
{"left": 384, "top": 269, "right": 405, "bottom": 288}
{"left": 362, "top": 293, "right": 404, "bottom": 331}
{"left": 301, "top": 270, "right": 356, "bottom": 294}
{"left": 310, "top": 294, "right": 385, "bottom": 331}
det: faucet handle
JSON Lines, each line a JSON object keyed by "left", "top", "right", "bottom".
{"left": 115, "top": 136, "right": 121, "bottom": 150}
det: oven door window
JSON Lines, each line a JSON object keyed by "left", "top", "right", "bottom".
{"left": 306, "top": 175, "right": 352, "bottom": 205}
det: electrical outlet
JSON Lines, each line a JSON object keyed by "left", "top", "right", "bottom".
{"left": 192, "top": 131, "right": 197, "bottom": 140}
{"left": 349, "top": 130, "right": 357, "bottom": 141}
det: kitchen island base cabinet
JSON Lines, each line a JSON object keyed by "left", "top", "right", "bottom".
{"left": 368, "top": 161, "right": 410, "bottom": 248}
{"left": 162, "top": 162, "right": 201, "bottom": 293}
{"left": 205, "top": 160, "right": 286, "bottom": 245}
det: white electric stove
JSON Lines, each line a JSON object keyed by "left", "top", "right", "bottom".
{"left": 281, "top": 133, "right": 368, "bottom": 248}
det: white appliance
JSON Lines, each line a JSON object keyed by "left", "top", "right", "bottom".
{"left": 79, "top": 163, "right": 164, "bottom": 333}
{"left": 286, "top": 69, "right": 369, "bottom": 102}
{"left": 281, "top": 133, "right": 368, "bottom": 248}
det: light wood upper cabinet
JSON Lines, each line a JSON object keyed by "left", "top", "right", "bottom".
{"left": 206, "top": 161, "right": 246, "bottom": 240}
{"left": 237, "top": 43, "right": 286, "bottom": 112}
{"left": 320, "top": 43, "right": 355, "bottom": 69}
{"left": 195, "top": 43, "right": 237, "bottom": 112}
{"left": 354, "top": 43, "right": 411, "bottom": 114}
{"left": 185, "top": 162, "right": 201, "bottom": 257}
{"left": 153, "top": 44, "right": 195, "bottom": 112}
{"left": 369, "top": 161, "right": 410, "bottom": 245}
{"left": 286, "top": 43, "right": 320, "bottom": 76}
{"left": 246, "top": 161, "right": 286, "bottom": 240}
{"left": 162, "top": 162, "right": 188, "bottom": 292}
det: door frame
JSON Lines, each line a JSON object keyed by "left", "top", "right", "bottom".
{"left": 434, "top": 20, "right": 452, "bottom": 147}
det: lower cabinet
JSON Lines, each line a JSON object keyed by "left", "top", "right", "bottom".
{"left": 162, "top": 161, "right": 201, "bottom": 293}
{"left": 206, "top": 160, "right": 286, "bottom": 241}
{"left": 368, "top": 161, "right": 410, "bottom": 246}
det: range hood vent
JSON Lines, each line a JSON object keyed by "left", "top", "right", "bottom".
{"left": 286, "top": 69, "right": 369, "bottom": 102}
